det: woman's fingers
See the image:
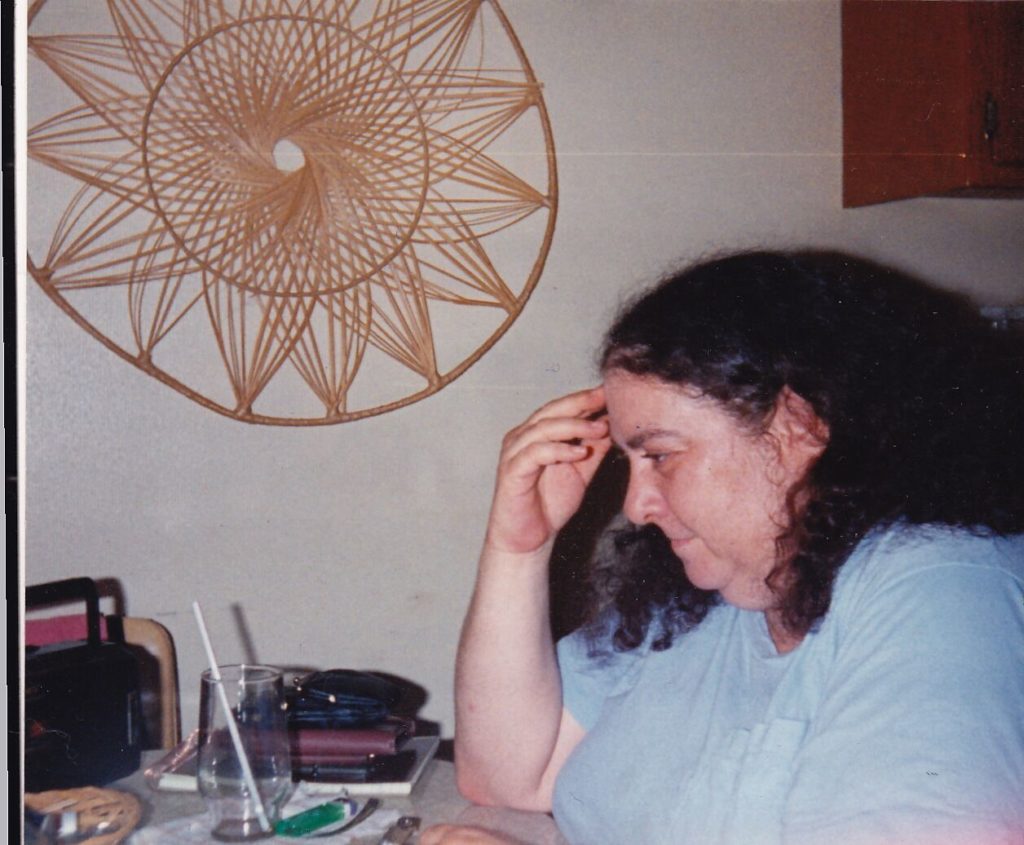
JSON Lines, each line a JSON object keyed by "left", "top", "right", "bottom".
{"left": 572, "top": 429, "right": 615, "bottom": 477}
{"left": 501, "top": 386, "right": 608, "bottom": 466}
{"left": 501, "top": 415, "right": 609, "bottom": 473}
{"left": 520, "top": 384, "right": 605, "bottom": 429}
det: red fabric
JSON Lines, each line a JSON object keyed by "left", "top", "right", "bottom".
{"left": 25, "top": 614, "right": 110, "bottom": 646}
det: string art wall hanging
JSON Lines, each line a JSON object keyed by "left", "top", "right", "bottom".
{"left": 27, "top": 0, "right": 557, "bottom": 424}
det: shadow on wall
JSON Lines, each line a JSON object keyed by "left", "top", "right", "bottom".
{"left": 549, "top": 449, "right": 629, "bottom": 641}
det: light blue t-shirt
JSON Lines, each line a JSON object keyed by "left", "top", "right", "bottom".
{"left": 553, "top": 524, "right": 1024, "bottom": 845}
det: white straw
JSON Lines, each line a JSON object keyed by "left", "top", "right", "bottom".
{"left": 191, "top": 601, "right": 271, "bottom": 833}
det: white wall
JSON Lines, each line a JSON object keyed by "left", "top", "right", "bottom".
{"left": 24, "top": 0, "right": 1024, "bottom": 735}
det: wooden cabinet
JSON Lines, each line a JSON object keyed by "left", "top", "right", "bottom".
{"left": 842, "top": 0, "right": 1024, "bottom": 207}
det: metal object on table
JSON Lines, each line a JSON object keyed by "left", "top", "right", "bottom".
{"left": 377, "top": 815, "right": 420, "bottom": 844}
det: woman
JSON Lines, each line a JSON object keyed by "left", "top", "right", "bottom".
{"left": 423, "top": 251, "right": 1024, "bottom": 844}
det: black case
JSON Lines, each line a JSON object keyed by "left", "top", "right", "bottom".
{"left": 25, "top": 578, "right": 142, "bottom": 791}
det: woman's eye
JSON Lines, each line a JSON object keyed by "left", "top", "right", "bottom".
{"left": 642, "top": 452, "right": 668, "bottom": 465}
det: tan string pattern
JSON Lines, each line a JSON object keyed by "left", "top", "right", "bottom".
{"left": 28, "top": 0, "right": 557, "bottom": 424}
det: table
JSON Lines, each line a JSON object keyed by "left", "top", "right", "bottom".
{"left": 110, "top": 751, "right": 569, "bottom": 844}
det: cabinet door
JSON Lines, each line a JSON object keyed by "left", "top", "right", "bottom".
{"left": 842, "top": 0, "right": 1024, "bottom": 206}
{"left": 976, "top": 2, "right": 1024, "bottom": 168}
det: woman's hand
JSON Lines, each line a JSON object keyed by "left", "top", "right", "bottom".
{"left": 420, "top": 824, "right": 526, "bottom": 845}
{"left": 485, "top": 386, "right": 611, "bottom": 555}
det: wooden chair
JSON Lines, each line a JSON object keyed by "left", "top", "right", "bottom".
{"left": 121, "top": 617, "right": 181, "bottom": 749}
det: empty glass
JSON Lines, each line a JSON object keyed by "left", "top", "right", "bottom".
{"left": 197, "top": 665, "right": 292, "bottom": 840}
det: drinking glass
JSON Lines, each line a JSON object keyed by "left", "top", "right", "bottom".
{"left": 197, "top": 665, "right": 292, "bottom": 841}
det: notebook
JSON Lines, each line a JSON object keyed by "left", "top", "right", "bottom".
{"left": 149, "top": 735, "right": 440, "bottom": 797}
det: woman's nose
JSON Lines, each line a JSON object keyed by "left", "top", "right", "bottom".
{"left": 622, "top": 467, "right": 663, "bottom": 526}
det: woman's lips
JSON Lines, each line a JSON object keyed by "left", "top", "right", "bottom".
{"left": 670, "top": 536, "right": 696, "bottom": 555}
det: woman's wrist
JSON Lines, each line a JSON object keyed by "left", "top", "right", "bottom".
{"left": 479, "top": 535, "right": 555, "bottom": 569}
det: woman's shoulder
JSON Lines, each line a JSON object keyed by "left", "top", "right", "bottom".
{"left": 785, "top": 524, "right": 1024, "bottom": 843}
{"left": 857, "top": 521, "right": 1022, "bottom": 569}
{"left": 831, "top": 521, "right": 1024, "bottom": 611}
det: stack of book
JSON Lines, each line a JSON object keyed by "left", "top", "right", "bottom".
{"left": 288, "top": 716, "right": 414, "bottom": 783}
{"left": 146, "top": 670, "right": 440, "bottom": 796}
{"left": 285, "top": 670, "right": 438, "bottom": 793}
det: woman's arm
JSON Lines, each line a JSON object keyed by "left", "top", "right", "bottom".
{"left": 453, "top": 388, "right": 610, "bottom": 811}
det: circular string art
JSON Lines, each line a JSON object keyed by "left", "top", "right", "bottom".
{"left": 27, "top": 0, "right": 557, "bottom": 424}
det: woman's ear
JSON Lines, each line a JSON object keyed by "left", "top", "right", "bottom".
{"left": 770, "top": 386, "right": 830, "bottom": 465}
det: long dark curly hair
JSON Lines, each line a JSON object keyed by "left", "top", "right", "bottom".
{"left": 583, "top": 249, "right": 1024, "bottom": 652}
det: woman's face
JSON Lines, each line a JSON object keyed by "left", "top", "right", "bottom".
{"left": 603, "top": 370, "right": 821, "bottom": 612}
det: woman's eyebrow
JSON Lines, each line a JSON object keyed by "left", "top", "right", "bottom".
{"left": 623, "top": 428, "right": 681, "bottom": 451}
